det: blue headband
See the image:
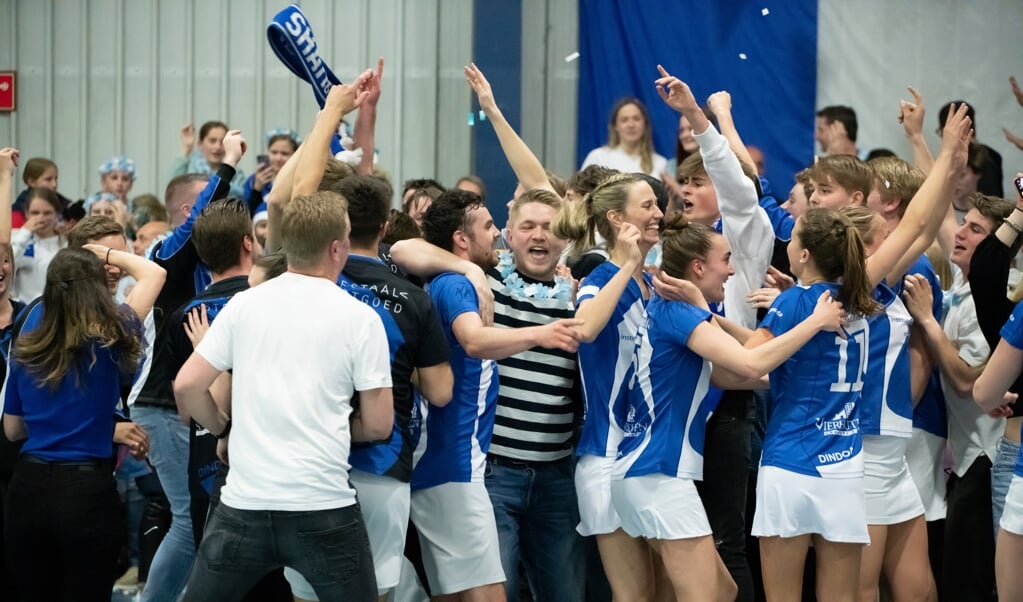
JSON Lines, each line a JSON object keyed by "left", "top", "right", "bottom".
{"left": 267, "top": 5, "right": 343, "bottom": 154}
{"left": 266, "top": 128, "right": 300, "bottom": 146}
{"left": 84, "top": 192, "right": 118, "bottom": 213}
{"left": 98, "top": 156, "right": 136, "bottom": 181}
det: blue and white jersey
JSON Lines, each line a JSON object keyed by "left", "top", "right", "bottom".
{"left": 896, "top": 256, "right": 948, "bottom": 438}
{"left": 860, "top": 284, "right": 914, "bottom": 438}
{"left": 575, "top": 261, "right": 651, "bottom": 458}
{"left": 614, "top": 298, "right": 717, "bottom": 480}
{"left": 999, "top": 301, "right": 1023, "bottom": 478}
{"left": 760, "top": 282, "right": 866, "bottom": 478}
{"left": 411, "top": 272, "right": 498, "bottom": 491}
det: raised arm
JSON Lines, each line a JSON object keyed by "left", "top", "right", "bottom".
{"left": 706, "top": 91, "right": 758, "bottom": 175}
{"left": 354, "top": 58, "right": 383, "bottom": 176}
{"left": 292, "top": 69, "right": 373, "bottom": 197}
{"left": 0, "top": 147, "right": 17, "bottom": 246}
{"left": 84, "top": 244, "right": 166, "bottom": 319}
{"left": 465, "top": 62, "right": 553, "bottom": 194}
{"left": 265, "top": 144, "right": 303, "bottom": 253}
{"left": 868, "top": 103, "right": 972, "bottom": 287}
{"left": 975, "top": 339, "right": 1023, "bottom": 413}
{"left": 900, "top": 87, "right": 935, "bottom": 175}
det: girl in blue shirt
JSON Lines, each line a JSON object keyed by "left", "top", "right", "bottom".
{"left": 3, "top": 244, "right": 165, "bottom": 601}
{"left": 553, "top": 171, "right": 662, "bottom": 601}
{"left": 612, "top": 213, "right": 845, "bottom": 601}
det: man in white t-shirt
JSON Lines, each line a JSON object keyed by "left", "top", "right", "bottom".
{"left": 174, "top": 190, "right": 394, "bottom": 601}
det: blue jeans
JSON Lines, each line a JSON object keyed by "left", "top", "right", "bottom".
{"left": 133, "top": 406, "right": 195, "bottom": 601}
{"left": 992, "top": 436, "right": 1019, "bottom": 539}
{"left": 183, "top": 502, "right": 376, "bottom": 602}
{"left": 485, "top": 456, "right": 584, "bottom": 602}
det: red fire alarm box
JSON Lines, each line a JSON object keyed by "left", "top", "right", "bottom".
{"left": 0, "top": 72, "right": 16, "bottom": 112}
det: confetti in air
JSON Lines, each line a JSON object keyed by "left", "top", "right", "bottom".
{"left": 565, "top": 52, "right": 580, "bottom": 63}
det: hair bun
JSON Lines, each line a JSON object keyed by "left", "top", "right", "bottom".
{"left": 661, "top": 211, "right": 690, "bottom": 237}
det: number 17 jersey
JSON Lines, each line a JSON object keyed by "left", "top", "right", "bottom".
{"left": 759, "top": 282, "right": 866, "bottom": 479}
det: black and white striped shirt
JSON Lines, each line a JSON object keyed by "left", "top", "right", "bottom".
{"left": 487, "top": 269, "right": 578, "bottom": 463}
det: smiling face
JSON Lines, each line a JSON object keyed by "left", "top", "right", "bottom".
{"left": 694, "top": 233, "right": 734, "bottom": 303}
{"left": 613, "top": 102, "right": 646, "bottom": 147}
{"left": 616, "top": 181, "right": 663, "bottom": 249}
{"left": 507, "top": 201, "right": 566, "bottom": 281}
{"left": 101, "top": 170, "right": 133, "bottom": 200}
{"left": 199, "top": 126, "right": 228, "bottom": 168}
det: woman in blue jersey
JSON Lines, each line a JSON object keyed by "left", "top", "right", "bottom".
{"left": 612, "top": 213, "right": 846, "bottom": 601}
{"left": 839, "top": 206, "right": 938, "bottom": 602}
{"left": 975, "top": 300, "right": 1023, "bottom": 601}
{"left": 553, "top": 171, "right": 663, "bottom": 600}
{"left": 2, "top": 245, "right": 165, "bottom": 600}
{"left": 738, "top": 94, "right": 971, "bottom": 601}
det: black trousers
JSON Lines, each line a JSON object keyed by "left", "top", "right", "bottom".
{"left": 943, "top": 455, "right": 996, "bottom": 602}
{"left": 4, "top": 457, "right": 123, "bottom": 602}
{"left": 696, "top": 392, "right": 755, "bottom": 602}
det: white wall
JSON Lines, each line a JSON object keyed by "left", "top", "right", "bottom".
{"left": 817, "top": 0, "right": 1023, "bottom": 193}
{"left": 0, "top": 0, "right": 475, "bottom": 202}
{"left": 1, "top": 1, "right": 1019, "bottom": 205}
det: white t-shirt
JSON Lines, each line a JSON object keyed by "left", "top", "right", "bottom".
{"left": 196, "top": 271, "right": 392, "bottom": 511}
{"left": 11, "top": 230, "right": 64, "bottom": 303}
{"left": 941, "top": 270, "right": 1003, "bottom": 477}
{"left": 580, "top": 146, "right": 667, "bottom": 179}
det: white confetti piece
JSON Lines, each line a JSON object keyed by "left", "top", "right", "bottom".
{"left": 739, "top": 53, "right": 748, "bottom": 60}
{"left": 762, "top": 7, "right": 770, "bottom": 16}
{"left": 565, "top": 52, "right": 580, "bottom": 63}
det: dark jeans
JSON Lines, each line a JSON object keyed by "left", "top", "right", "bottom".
{"left": 183, "top": 501, "right": 376, "bottom": 602}
{"left": 485, "top": 455, "right": 585, "bottom": 602}
{"left": 4, "top": 457, "right": 123, "bottom": 602}
{"left": 696, "top": 393, "right": 755, "bottom": 602}
{"left": 943, "top": 455, "right": 996, "bottom": 602}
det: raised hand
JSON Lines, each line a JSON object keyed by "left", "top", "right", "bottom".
{"left": 654, "top": 65, "right": 700, "bottom": 114}
{"left": 325, "top": 69, "right": 375, "bottom": 116}
{"left": 0, "top": 147, "right": 19, "bottom": 174}
{"left": 706, "top": 91, "right": 732, "bottom": 116}
{"left": 898, "top": 86, "right": 926, "bottom": 138}
{"left": 465, "top": 62, "right": 498, "bottom": 114}
{"left": 222, "top": 130, "right": 248, "bottom": 166}
{"left": 253, "top": 163, "right": 277, "bottom": 189}
{"left": 764, "top": 265, "right": 795, "bottom": 292}
{"left": 747, "top": 287, "right": 782, "bottom": 310}
{"left": 1011, "top": 75, "right": 1023, "bottom": 108}
{"left": 940, "top": 103, "right": 973, "bottom": 170}
{"left": 1005, "top": 128, "right": 1023, "bottom": 152}
{"left": 609, "top": 222, "right": 643, "bottom": 268}
{"left": 180, "top": 123, "right": 196, "bottom": 155}
{"left": 363, "top": 57, "right": 384, "bottom": 109}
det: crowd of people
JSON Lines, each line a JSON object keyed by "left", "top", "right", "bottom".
{"left": 0, "top": 49, "right": 1022, "bottom": 602}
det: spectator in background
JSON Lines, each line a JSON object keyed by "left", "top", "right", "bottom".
{"left": 12, "top": 157, "right": 71, "bottom": 229}
{"left": 582, "top": 97, "right": 667, "bottom": 179}
{"left": 456, "top": 175, "right": 487, "bottom": 202}
{"left": 938, "top": 100, "right": 1003, "bottom": 198}
{"left": 99, "top": 156, "right": 136, "bottom": 202}
{"left": 173, "top": 121, "right": 247, "bottom": 198}
{"left": 815, "top": 105, "right": 859, "bottom": 157}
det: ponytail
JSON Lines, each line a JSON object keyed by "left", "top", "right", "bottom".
{"left": 553, "top": 192, "right": 596, "bottom": 254}
{"left": 838, "top": 222, "right": 881, "bottom": 316}
{"left": 798, "top": 208, "right": 880, "bottom": 316}
{"left": 554, "top": 172, "right": 644, "bottom": 257}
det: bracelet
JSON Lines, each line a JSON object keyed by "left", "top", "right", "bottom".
{"left": 105, "top": 247, "right": 112, "bottom": 265}
{"left": 1004, "top": 218, "right": 1023, "bottom": 235}
{"left": 214, "top": 418, "right": 232, "bottom": 440}
{"left": 1015, "top": 206, "right": 1023, "bottom": 213}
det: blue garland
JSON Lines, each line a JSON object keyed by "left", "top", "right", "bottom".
{"left": 496, "top": 252, "right": 571, "bottom": 301}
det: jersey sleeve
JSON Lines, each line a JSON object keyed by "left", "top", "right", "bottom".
{"left": 431, "top": 274, "right": 481, "bottom": 325}
{"left": 667, "top": 302, "right": 713, "bottom": 346}
{"left": 576, "top": 262, "right": 615, "bottom": 306}
{"left": 415, "top": 299, "right": 451, "bottom": 368}
{"left": 1001, "top": 301, "right": 1023, "bottom": 350}
{"left": 759, "top": 287, "right": 803, "bottom": 337}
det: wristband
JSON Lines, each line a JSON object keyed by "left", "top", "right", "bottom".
{"left": 105, "top": 248, "right": 112, "bottom": 265}
{"left": 1004, "top": 218, "right": 1023, "bottom": 236}
{"left": 214, "top": 418, "right": 232, "bottom": 440}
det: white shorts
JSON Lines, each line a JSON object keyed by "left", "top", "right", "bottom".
{"left": 1000, "top": 475, "right": 1023, "bottom": 535}
{"left": 905, "top": 428, "right": 948, "bottom": 521}
{"left": 752, "top": 465, "right": 869, "bottom": 544}
{"left": 284, "top": 470, "right": 411, "bottom": 598}
{"left": 409, "top": 482, "right": 505, "bottom": 595}
{"left": 862, "top": 435, "right": 925, "bottom": 525}
{"left": 575, "top": 454, "right": 621, "bottom": 536}
{"left": 611, "top": 474, "right": 712, "bottom": 540}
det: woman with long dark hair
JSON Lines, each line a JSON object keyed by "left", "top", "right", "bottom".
{"left": 2, "top": 243, "right": 164, "bottom": 601}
